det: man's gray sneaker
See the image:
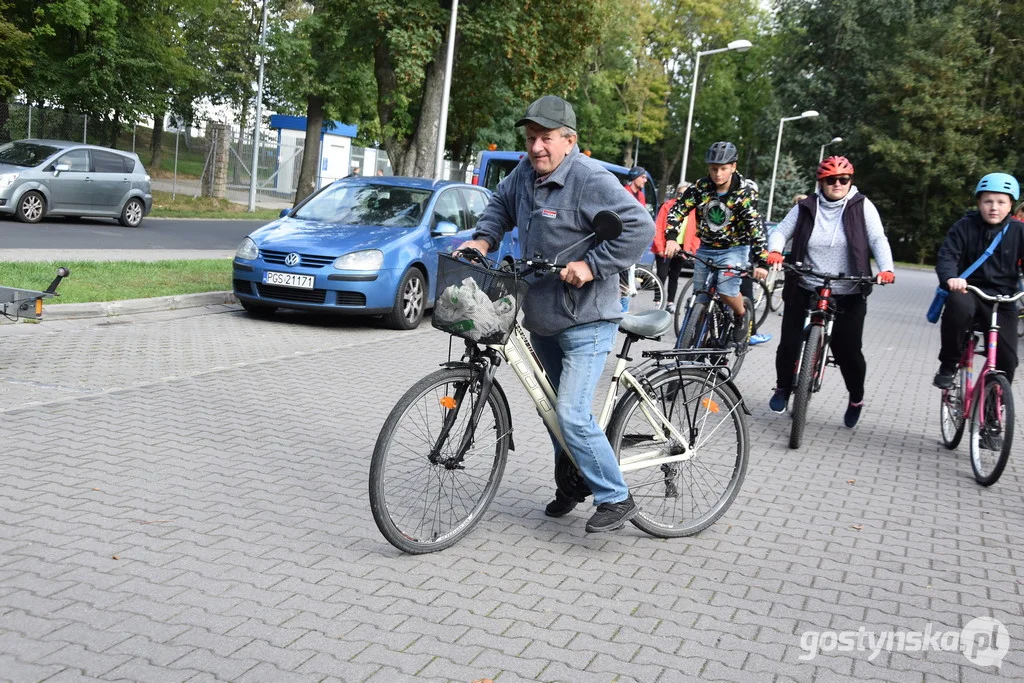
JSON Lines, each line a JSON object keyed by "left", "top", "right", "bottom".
{"left": 585, "top": 494, "right": 638, "bottom": 533}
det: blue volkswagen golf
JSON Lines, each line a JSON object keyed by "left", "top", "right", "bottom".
{"left": 232, "top": 176, "right": 519, "bottom": 329}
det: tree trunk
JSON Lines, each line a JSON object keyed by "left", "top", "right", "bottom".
{"left": 107, "top": 110, "right": 121, "bottom": 148}
{"left": 294, "top": 94, "right": 325, "bottom": 205}
{"left": 151, "top": 108, "right": 165, "bottom": 169}
{"left": 407, "top": 42, "right": 446, "bottom": 178}
{"left": 0, "top": 101, "right": 10, "bottom": 144}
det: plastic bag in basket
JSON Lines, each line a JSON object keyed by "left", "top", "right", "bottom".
{"left": 435, "top": 276, "right": 517, "bottom": 342}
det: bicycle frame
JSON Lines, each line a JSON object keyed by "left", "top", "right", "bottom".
{"left": 957, "top": 294, "right": 1014, "bottom": 426}
{"left": 792, "top": 291, "right": 836, "bottom": 394}
{"left": 490, "top": 323, "right": 696, "bottom": 473}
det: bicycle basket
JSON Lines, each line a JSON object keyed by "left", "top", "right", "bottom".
{"left": 432, "top": 254, "right": 528, "bottom": 344}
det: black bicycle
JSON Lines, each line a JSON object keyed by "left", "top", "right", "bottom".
{"left": 782, "top": 263, "right": 879, "bottom": 449}
{"left": 673, "top": 252, "right": 755, "bottom": 378}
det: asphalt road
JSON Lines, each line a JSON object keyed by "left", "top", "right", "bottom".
{"left": 0, "top": 216, "right": 269, "bottom": 250}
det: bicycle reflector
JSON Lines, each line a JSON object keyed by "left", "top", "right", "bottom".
{"left": 440, "top": 396, "right": 457, "bottom": 409}
{"left": 702, "top": 397, "right": 720, "bottom": 413}
{"left": 34, "top": 297, "right": 43, "bottom": 316}
{"left": 817, "top": 289, "right": 831, "bottom": 311}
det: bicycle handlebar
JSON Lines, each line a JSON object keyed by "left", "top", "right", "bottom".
{"left": 965, "top": 284, "right": 1024, "bottom": 304}
{"left": 682, "top": 250, "right": 756, "bottom": 277}
{"left": 783, "top": 262, "right": 882, "bottom": 285}
{"left": 451, "top": 249, "right": 567, "bottom": 278}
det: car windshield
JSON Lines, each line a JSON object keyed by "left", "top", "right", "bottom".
{"left": 293, "top": 182, "right": 432, "bottom": 227}
{"left": 0, "top": 141, "right": 60, "bottom": 167}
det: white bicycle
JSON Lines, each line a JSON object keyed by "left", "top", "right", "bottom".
{"left": 369, "top": 212, "right": 750, "bottom": 554}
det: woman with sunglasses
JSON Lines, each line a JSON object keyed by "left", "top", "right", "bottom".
{"left": 764, "top": 156, "right": 895, "bottom": 428}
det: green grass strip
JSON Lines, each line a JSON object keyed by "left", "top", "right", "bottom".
{"left": 1, "top": 260, "right": 234, "bottom": 304}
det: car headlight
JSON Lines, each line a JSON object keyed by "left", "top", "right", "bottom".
{"left": 235, "top": 237, "right": 259, "bottom": 260}
{"left": 334, "top": 250, "right": 384, "bottom": 270}
{"left": 0, "top": 173, "right": 19, "bottom": 189}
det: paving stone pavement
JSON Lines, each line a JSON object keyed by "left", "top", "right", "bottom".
{"left": 0, "top": 266, "right": 1021, "bottom": 682}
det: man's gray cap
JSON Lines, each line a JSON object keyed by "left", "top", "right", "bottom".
{"left": 514, "top": 95, "right": 577, "bottom": 131}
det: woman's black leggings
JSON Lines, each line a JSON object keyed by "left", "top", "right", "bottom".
{"left": 775, "top": 286, "right": 868, "bottom": 403}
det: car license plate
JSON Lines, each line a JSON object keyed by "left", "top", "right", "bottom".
{"left": 263, "top": 271, "right": 314, "bottom": 289}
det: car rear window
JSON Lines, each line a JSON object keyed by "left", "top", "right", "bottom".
{"left": 293, "top": 182, "right": 432, "bottom": 227}
{"left": 93, "top": 150, "right": 127, "bottom": 173}
{"left": 0, "top": 141, "right": 60, "bottom": 167}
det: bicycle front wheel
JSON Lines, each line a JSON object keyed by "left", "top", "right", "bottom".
{"left": 751, "top": 279, "right": 771, "bottom": 332}
{"left": 968, "top": 373, "right": 1014, "bottom": 486}
{"left": 369, "top": 366, "right": 511, "bottom": 554}
{"left": 672, "top": 278, "right": 694, "bottom": 336}
{"left": 939, "top": 367, "right": 965, "bottom": 449}
{"left": 630, "top": 264, "right": 666, "bottom": 314}
{"left": 608, "top": 368, "right": 749, "bottom": 537}
{"left": 769, "top": 274, "right": 785, "bottom": 312}
{"left": 789, "top": 326, "right": 823, "bottom": 449}
{"left": 677, "top": 300, "right": 708, "bottom": 349}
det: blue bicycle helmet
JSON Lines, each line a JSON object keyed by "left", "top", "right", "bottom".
{"left": 975, "top": 173, "right": 1020, "bottom": 201}
{"left": 626, "top": 166, "right": 646, "bottom": 182}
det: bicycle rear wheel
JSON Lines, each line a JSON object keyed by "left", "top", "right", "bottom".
{"left": 608, "top": 368, "right": 748, "bottom": 537}
{"left": 939, "top": 367, "right": 965, "bottom": 449}
{"left": 968, "top": 373, "right": 1014, "bottom": 486}
{"left": 630, "top": 264, "right": 666, "bottom": 314}
{"left": 677, "top": 300, "right": 708, "bottom": 350}
{"left": 369, "top": 366, "right": 511, "bottom": 553}
{"left": 789, "top": 326, "right": 823, "bottom": 449}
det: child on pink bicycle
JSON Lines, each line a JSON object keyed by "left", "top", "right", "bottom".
{"left": 934, "top": 173, "right": 1024, "bottom": 388}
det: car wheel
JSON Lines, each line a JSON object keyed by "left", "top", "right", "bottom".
{"left": 119, "top": 197, "right": 145, "bottom": 227}
{"left": 240, "top": 300, "right": 277, "bottom": 315}
{"left": 15, "top": 191, "right": 45, "bottom": 223}
{"left": 383, "top": 268, "right": 426, "bottom": 330}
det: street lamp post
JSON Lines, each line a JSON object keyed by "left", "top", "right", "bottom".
{"left": 433, "top": 0, "right": 459, "bottom": 180}
{"left": 766, "top": 110, "right": 819, "bottom": 222}
{"left": 818, "top": 136, "right": 843, "bottom": 163}
{"left": 679, "top": 39, "right": 752, "bottom": 187}
{"left": 247, "top": 0, "right": 269, "bottom": 212}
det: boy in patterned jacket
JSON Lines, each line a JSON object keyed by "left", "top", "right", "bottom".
{"left": 665, "top": 141, "right": 768, "bottom": 342}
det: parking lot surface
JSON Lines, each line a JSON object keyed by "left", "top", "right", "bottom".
{"left": 0, "top": 267, "right": 1021, "bottom": 681}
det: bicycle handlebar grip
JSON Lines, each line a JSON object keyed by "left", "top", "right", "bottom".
{"left": 454, "top": 248, "right": 486, "bottom": 263}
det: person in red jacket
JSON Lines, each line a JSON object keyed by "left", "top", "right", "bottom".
{"left": 653, "top": 184, "right": 697, "bottom": 312}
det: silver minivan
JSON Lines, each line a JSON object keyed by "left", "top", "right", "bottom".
{"left": 0, "top": 139, "right": 152, "bottom": 227}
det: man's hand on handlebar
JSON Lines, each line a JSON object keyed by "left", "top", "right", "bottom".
{"left": 454, "top": 239, "right": 490, "bottom": 257}
{"left": 560, "top": 261, "right": 594, "bottom": 288}
{"left": 877, "top": 271, "right": 895, "bottom": 285}
{"left": 753, "top": 267, "right": 769, "bottom": 281}
{"left": 947, "top": 277, "right": 967, "bottom": 293}
{"left": 664, "top": 241, "right": 681, "bottom": 258}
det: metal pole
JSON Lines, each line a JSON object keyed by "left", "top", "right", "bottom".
{"left": 248, "top": 0, "right": 270, "bottom": 211}
{"left": 172, "top": 124, "right": 180, "bottom": 199}
{"left": 818, "top": 144, "right": 825, "bottom": 164}
{"left": 83, "top": 115, "right": 87, "bottom": 143}
{"left": 132, "top": 124, "right": 136, "bottom": 153}
{"left": 27, "top": 105, "right": 31, "bottom": 138}
{"left": 433, "top": 0, "right": 459, "bottom": 181}
{"left": 679, "top": 51, "right": 701, "bottom": 187}
{"left": 766, "top": 117, "right": 785, "bottom": 223}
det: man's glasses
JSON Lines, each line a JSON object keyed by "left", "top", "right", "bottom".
{"left": 823, "top": 176, "right": 852, "bottom": 186}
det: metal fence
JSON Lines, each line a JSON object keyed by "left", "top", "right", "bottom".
{"left": 0, "top": 102, "right": 393, "bottom": 210}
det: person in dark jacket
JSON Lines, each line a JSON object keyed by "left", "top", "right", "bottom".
{"left": 765, "top": 156, "right": 895, "bottom": 428}
{"left": 934, "top": 173, "right": 1024, "bottom": 387}
{"left": 457, "top": 95, "right": 655, "bottom": 533}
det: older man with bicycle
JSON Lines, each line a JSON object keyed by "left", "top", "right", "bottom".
{"left": 934, "top": 173, "right": 1024, "bottom": 388}
{"left": 456, "top": 95, "right": 655, "bottom": 533}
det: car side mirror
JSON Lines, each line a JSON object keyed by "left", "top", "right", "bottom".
{"left": 279, "top": 208, "right": 290, "bottom": 218}
{"left": 53, "top": 163, "right": 71, "bottom": 177}
{"left": 432, "top": 220, "right": 459, "bottom": 236}
{"left": 592, "top": 210, "right": 623, "bottom": 244}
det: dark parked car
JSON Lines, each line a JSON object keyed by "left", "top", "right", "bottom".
{"left": 0, "top": 139, "right": 152, "bottom": 226}
{"left": 232, "top": 176, "right": 519, "bottom": 329}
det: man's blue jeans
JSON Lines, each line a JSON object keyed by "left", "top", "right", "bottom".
{"left": 530, "top": 321, "right": 629, "bottom": 505}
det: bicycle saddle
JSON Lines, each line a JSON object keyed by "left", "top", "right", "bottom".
{"left": 619, "top": 309, "right": 674, "bottom": 338}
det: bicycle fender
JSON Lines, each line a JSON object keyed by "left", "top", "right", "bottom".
{"left": 440, "top": 361, "right": 516, "bottom": 452}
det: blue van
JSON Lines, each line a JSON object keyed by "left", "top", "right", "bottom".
{"left": 472, "top": 150, "right": 659, "bottom": 265}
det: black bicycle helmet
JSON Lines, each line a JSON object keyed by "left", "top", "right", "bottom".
{"left": 705, "top": 141, "right": 738, "bottom": 164}
{"left": 626, "top": 166, "right": 646, "bottom": 182}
